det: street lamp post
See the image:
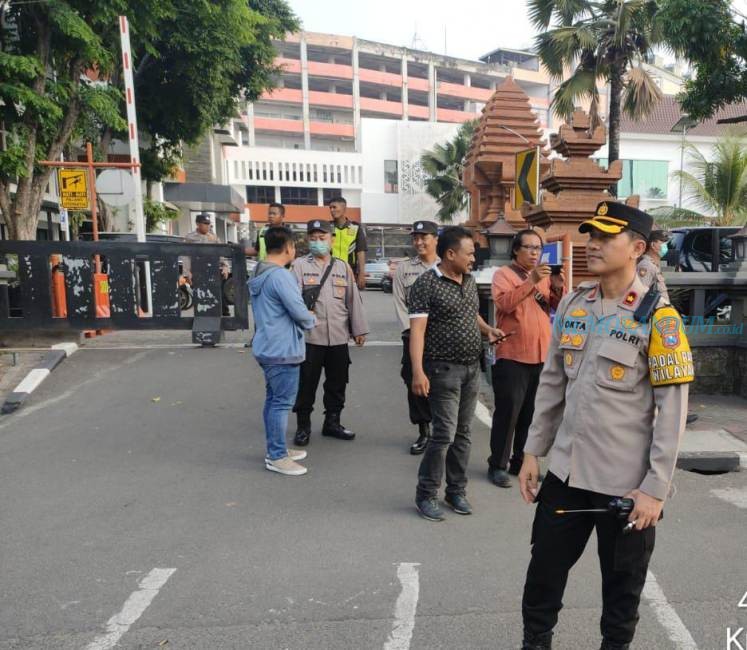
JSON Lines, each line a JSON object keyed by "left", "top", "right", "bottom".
{"left": 671, "top": 113, "right": 696, "bottom": 208}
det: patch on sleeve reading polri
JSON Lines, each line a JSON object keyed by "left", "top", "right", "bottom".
{"left": 648, "top": 306, "right": 695, "bottom": 386}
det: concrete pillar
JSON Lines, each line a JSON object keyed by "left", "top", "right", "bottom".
{"left": 274, "top": 186, "right": 282, "bottom": 203}
{"left": 490, "top": 80, "right": 497, "bottom": 91}
{"left": 352, "top": 38, "right": 361, "bottom": 153}
{"left": 379, "top": 90, "right": 387, "bottom": 101}
{"left": 317, "top": 187, "right": 324, "bottom": 206}
{"left": 428, "top": 62, "right": 436, "bottom": 122}
{"left": 402, "top": 55, "right": 409, "bottom": 121}
{"left": 246, "top": 102, "right": 256, "bottom": 147}
{"left": 300, "top": 35, "right": 311, "bottom": 150}
{"left": 464, "top": 73, "right": 471, "bottom": 87}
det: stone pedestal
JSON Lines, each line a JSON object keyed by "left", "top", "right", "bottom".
{"left": 463, "top": 77, "right": 549, "bottom": 245}
{"left": 521, "top": 110, "right": 623, "bottom": 284}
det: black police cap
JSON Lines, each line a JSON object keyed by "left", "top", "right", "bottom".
{"left": 307, "top": 219, "right": 333, "bottom": 234}
{"left": 579, "top": 202, "right": 653, "bottom": 239}
{"left": 411, "top": 220, "right": 439, "bottom": 235}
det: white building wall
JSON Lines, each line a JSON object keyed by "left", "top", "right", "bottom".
{"left": 360, "top": 118, "right": 465, "bottom": 225}
{"left": 596, "top": 132, "right": 720, "bottom": 213}
{"left": 360, "top": 119, "right": 399, "bottom": 223}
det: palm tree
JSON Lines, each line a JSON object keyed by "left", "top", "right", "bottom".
{"left": 529, "top": 0, "right": 664, "bottom": 175}
{"left": 420, "top": 120, "right": 477, "bottom": 223}
{"left": 651, "top": 133, "right": 747, "bottom": 227}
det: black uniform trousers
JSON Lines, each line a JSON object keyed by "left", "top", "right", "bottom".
{"left": 488, "top": 359, "right": 542, "bottom": 471}
{"left": 400, "top": 332, "right": 432, "bottom": 426}
{"left": 293, "top": 343, "right": 350, "bottom": 419}
{"left": 523, "top": 472, "right": 655, "bottom": 645}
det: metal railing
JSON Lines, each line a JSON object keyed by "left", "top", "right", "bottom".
{"left": 0, "top": 240, "right": 248, "bottom": 336}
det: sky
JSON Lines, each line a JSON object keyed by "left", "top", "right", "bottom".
{"left": 287, "top": 0, "right": 747, "bottom": 64}
{"left": 286, "top": 0, "right": 537, "bottom": 61}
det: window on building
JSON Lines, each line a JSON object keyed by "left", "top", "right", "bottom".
{"left": 384, "top": 160, "right": 398, "bottom": 193}
{"left": 246, "top": 185, "right": 276, "bottom": 204}
{"left": 280, "top": 186, "right": 318, "bottom": 206}
{"left": 595, "top": 159, "right": 669, "bottom": 199}
{"left": 323, "top": 188, "right": 343, "bottom": 205}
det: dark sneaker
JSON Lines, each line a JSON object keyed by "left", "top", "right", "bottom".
{"left": 600, "top": 641, "right": 629, "bottom": 650}
{"left": 522, "top": 630, "right": 553, "bottom": 650}
{"left": 686, "top": 412, "right": 698, "bottom": 425}
{"left": 415, "top": 497, "right": 444, "bottom": 522}
{"left": 294, "top": 425, "right": 311, "bottom": 447}
{"left": 445, "top": 493, "right": 472, "bottom": 515}
{"left": 488, "top": 468, "right": 512, "bottom": 488}
{"left": 508, "top": 456, "right": 523, "bottom": 476}
{"left": 409, "top": 423, "right": 430, "bottom": 455}
{"left": 322, "top": 414, "right": 356, "bottom": 440}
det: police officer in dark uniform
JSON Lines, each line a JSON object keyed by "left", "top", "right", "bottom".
{"left": 291, "top": 220, "right": 369, "bottom": 446}
{"left": 518, "top": 202, "right": 693, "bottom": 650}
{"left": 393, "top": 221, "right": 439, "bottom": 454}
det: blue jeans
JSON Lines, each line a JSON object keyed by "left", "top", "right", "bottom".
{"left": 261, "top": 364, "right": 300, "bottom": 460}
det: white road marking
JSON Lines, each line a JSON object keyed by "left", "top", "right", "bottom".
{"left": 85, "top": 568, "right": 176, "bottom": 650}
{"left": 384, "top": 562, "right": 420, "bottom": 650}
{"left": 474, "top": 400, "right": 492, "bottom": 427}
{"left": 12, "top": 368, "right": 50, "bottom": 394}
{"left": 0, "top": 351, "right": 150, "bottom": 428}
{"left": 711, "top": 486, "right": 747, "bottom": 509}
{"left": 642, "top": 570, "right": 698, "bottom": 649}
{"left": 51, "top": 342, "right": 79, "bottom": 357}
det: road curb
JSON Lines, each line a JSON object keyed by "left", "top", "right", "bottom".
{"left": 676, "top": 451, "right": 741, "bottom": 473}
{"left": 1, "top": 343, "right": 78, "bottom": 414}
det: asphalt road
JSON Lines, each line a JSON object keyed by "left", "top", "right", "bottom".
{"left": 1, "top": 291, "right": 746, "bottom": 649}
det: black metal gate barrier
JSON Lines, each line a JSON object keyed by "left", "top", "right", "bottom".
{"left": 0, "top": 240, "right": 249, "bottom": 344}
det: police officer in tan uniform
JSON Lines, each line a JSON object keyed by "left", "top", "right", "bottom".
{"left": 291, "top": 219, "right": 369, "bottom": 446}
{"left": 393, "top": 221, "right": 439, "bottom": 454}
{"left": 637, "top": 228, "right": 671, "bottom": 302}
{"left": 518, "top": 202, "right": 693, "bottom": 650}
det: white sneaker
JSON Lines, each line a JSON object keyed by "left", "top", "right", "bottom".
{"left": 287, "top": 448, "right": 307, "bottom": 461}
{"left": 265, "top": 456, "right": 307, "bottom": 476}
{"left": 265, "top": 448, "right": 307, "bottom": 462}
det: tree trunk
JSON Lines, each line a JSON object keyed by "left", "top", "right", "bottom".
{"left": 607, "top": 64, "right": 624, "bottom": 198}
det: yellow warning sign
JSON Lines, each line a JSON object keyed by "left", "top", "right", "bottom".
{"left": 59, "top": 169, "right": 89, "bottom": 210}
{"left": 514, "top": 147, "right": 540, "bottom": 210}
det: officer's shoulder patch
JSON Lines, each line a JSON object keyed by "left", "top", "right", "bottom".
{"left": 648, "top": 305, "right": 694, "bottom": 387}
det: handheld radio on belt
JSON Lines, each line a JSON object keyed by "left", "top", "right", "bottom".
{"left": 633, "top": 285, "right": 660, "bottom": 324}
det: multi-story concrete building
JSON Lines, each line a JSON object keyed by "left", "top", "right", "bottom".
{"left": 191, "top": 31, "right": 693, "bottom": 234}
{"left": 176, "top": 31, "right": 564, "bottom": 234}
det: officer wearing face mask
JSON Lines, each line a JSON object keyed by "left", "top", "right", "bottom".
{"left": 290, "top": 220, "right": 369, "bottom": 447}
{"left": 636, "top": 228, "right": 671, "bottom": 302}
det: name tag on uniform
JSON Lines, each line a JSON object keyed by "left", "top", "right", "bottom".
{"left": 305, "top": 277, "right": 318, "bottom": 285}
{"left": 333, "top": 278, "right": 347, "bottom": 287}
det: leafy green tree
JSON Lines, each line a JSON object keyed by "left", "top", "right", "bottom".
{"left": 0, "top": 0, "right": 298, "bottom": 240}
{"left": 133, "top": 0, "right": 298, "bottom": 185}
{"left": 420, "top": 120, "right": 477, "bottom": 223}
{"left": 529, "top": 0, "right": 663, "bottom": 174}
{"left": 658, "top": 0, "right": 747, "bottom": 120}
{"left": 652, "top": 132, "right": 747, "bottom": 227}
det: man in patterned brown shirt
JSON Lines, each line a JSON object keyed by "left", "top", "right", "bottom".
{"left": 408, "top": 226, "right": 504, "bottom": 522}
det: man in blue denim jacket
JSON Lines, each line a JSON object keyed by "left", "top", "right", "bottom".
{"left": 249, "top": 226, "right": 316, "bottom": 476}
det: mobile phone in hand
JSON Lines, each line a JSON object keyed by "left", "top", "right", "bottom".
{"left": 550, "top": 265, "right": 563, "bottom": 275}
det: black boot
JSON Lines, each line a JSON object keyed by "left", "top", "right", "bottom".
{"left": 321, "top": 412, "right": 355, "bottom": 440}
{"left": 600, "top": 641, "right": 630, "bottom": 650}
{"left": 521, "top": 631, "right": 553, "bottom": 650}
{"left": 409, "top": 423, "right": 430, "bottom": 455}
{"left": 294, "top": 414, "right": 311, "bottom": 447}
